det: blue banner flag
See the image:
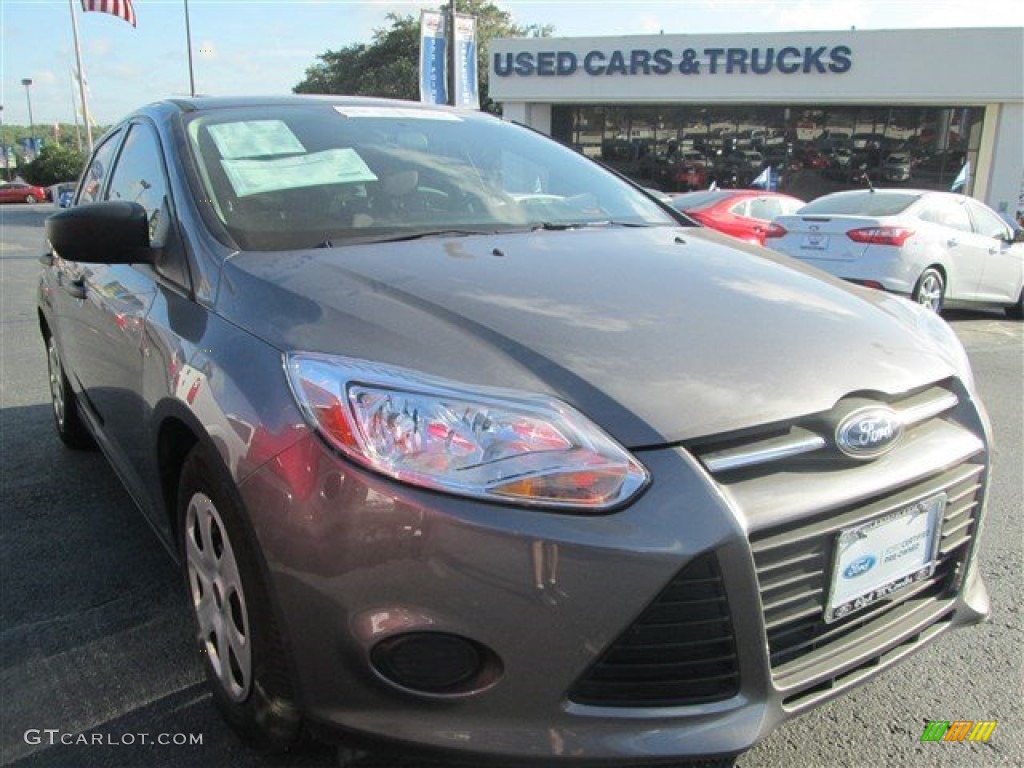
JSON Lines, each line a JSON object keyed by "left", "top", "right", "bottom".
{"left": 453, "top": 14, "right": 480, "bottom": 109}
{"left": 419, "top": 10, "right": 447, "bottom": 105}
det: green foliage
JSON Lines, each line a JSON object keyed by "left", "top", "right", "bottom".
{"left": 22, "top": 144, "right": 87, "bottom": 187}
{"left": 294, "top": 1, "right": 552, "bottom": 111}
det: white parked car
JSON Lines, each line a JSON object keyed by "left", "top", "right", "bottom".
{"left": 766, "top": 189, "right": 1024, "bottom": 316}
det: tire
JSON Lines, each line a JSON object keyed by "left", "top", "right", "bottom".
{"left": 912, "top": 267, "right": 945, "bottom": 313}
{"left": 178, "top": 446, "right": 303, "bottom": 752}
{"left": 25, "top": 194, "right": 37, "bottom": 204}
{"left": 1006, "top": 289, "right": 1023, "bottom": 320}
{"left": 45, "top": 334, "right": 95, "bottom": 450}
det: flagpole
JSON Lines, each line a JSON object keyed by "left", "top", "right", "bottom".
{"left": 69, "top": 68, "right": 83, "bottom": 151}
{"left": 68, "top": 0, "right": 94, "bottom": 152}
{"left": 184, "top": 0, "right": 196, "bottom": 97}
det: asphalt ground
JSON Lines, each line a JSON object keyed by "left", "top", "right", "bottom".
{"left": 2, "top": 203, "right": 1022, "bottom": 767}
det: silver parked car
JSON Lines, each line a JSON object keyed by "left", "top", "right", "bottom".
{"left": 766, "top": 188, "right": 1024, "bottom": 315}
{"left": 40, "top": 97, "right": 992, "bottom": 765}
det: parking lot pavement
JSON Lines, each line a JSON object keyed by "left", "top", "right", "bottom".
{"left": 2, "top": 205, "right": 1021, "bottom": 767}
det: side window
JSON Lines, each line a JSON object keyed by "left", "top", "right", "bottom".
{"left": 729, "top": 200, "right": 750, "bottom": 218}
{"left": 917, "top": 199, "right": 972, "bottom": 233}
{"left": 747, "top": 197, "right": 781, "bottom": 221}
{"left": 106, "top": 123, "right": 171, "bottom": 247}
{"left": 77, "top": 131, "right": 122, "bottom": 204}
{"left": 967, "top": 201, "right": 1010, "bottom": 240}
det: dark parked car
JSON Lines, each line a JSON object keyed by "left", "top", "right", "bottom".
{"left": 40, "top": 96, "right": 992, "bottom": 766}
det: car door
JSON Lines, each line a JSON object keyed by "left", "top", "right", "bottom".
{"left": 51, "top": 129, "right": 124, "bottom": 390}
{"left": 59, "top": 122, "right": 178, "bottom": 491}
{"left": 966, "top": 200, "right": 1023, "bottom": 303}
{"left": 914, "top": 197, "right": 983, "bottom": 300}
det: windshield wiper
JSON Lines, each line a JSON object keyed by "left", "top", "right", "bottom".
{"left": 586, "top": 220, "right": 657, "bottom": 228}
{"left": 324, "top": 229, "right": 500, "bottom": 246}
{"left": 531, "top": 221, "right": 585, "bottom": 231}
{"left": 531, "top": 220, "right": 658, "bottom": 231}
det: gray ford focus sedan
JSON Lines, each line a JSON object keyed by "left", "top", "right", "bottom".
{"left": 38, "top": 96, "right": 991, "bottom": 765}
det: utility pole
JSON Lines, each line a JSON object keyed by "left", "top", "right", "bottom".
{"left": 184, "top": 0, "right": 196, "bottom": 97}
{"left": 447, "top": 0, "right": 457, "bottom": 106}
{"left": 0, "top": 104, "right": 8, "bottom": 180}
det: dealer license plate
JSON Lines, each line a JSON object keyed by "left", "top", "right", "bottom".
{"left": 825, "top": 493, "right": 946, "bottom": 624}
{"left": 801, "top": 233, "right": 829, "bottom": 250}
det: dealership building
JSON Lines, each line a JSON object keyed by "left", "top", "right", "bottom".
{"left": 489, "top": 27, "right": 1023, "bottom": 216}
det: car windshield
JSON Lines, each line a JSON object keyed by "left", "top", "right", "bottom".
{"left": 798, "top": 191, "right": 920, "bottom": 217}
{"left": 185, "top": 104, "right": 678, "bottom": 250}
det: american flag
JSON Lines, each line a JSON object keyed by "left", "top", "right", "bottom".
{"left": 80, "top": 0, "right": 137, "bottom": 28}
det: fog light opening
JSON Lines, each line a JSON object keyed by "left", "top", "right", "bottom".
{"left": 371, "top": 632, "right": 502, "bottom": 697}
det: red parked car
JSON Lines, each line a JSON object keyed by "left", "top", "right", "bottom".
{"left": 0, "top": 181, "right": 47, "bottom": 204}
{"left": 670, "top": 189, "right": 805, "bottom": 245}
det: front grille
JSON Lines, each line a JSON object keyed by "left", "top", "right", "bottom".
{"left": 750, "top": 461, "right": 983, "bottom": 678}
{"left": 569, "top": 553, "right": 739, "bottom": 707}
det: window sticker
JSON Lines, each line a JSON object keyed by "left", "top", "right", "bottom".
{"left": 208, "top": 120, "right": 306, "bottom": 160}
{"left": 333, "top": 106, "right": 461, "bottom": 122}
{"left": 221, "top": 148, "right": 378, "bottom": 198}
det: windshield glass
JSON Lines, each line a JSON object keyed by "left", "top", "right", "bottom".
{"left": 185, "top": 104, "right": 679, "bottom": 250}
{"left": 798, "top": 191, "right": 920, "bottom": 217}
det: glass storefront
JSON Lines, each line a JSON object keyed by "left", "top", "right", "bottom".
{"left": 551, "top": 104, "right": 984, "bottom": 202}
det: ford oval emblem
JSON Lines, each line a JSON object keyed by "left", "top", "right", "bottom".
{"left": 843, "top": 554, "right": 877, "bottom": 579}
{"left": 836, "top": 407, "right": 904, "bottom": 459}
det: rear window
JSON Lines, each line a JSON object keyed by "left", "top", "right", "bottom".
{"left": 798, "top": 191, "right": 920, "bottom": 217}
{"left": 670, "top": 190, "right": 732, "bottom": 211}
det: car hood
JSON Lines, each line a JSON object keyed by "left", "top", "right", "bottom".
{"left": 217, "top": 226, "right": 958, "bottom": 447}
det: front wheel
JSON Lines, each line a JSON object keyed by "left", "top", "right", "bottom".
{"left": 1006, "top": 289, "right": 1023, "bottom": 319}
{"left": 912, "top": 268, "right": 945, "bottom": 313}
{"left": 178, "top": 446, "right": 303, "bottom": 752}
{"left": 25, "top": 194, "right": 37, "bottom": 203}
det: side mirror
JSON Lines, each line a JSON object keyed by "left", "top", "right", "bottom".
{"left": 46, "top": 201, "right": 158, "bottom": 264}
{"left": 1010, "top": 228, "right": 1024, "bottom": 244}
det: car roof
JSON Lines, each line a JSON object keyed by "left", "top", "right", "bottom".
{"left": 156, "top": 94, "right": 475, "bottom": 116}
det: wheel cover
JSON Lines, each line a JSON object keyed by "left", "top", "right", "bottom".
{"left": 917, "top": 273, "right": 943, "bottom": 312}
{"left": 47, "top": 339, "right": 65, "bottom": 429}
{"left": 185, "top": 492, "right": 252, "bottom": 702}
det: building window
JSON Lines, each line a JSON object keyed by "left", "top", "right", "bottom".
{"left": 552, "top": 104, "right": 984, "bottom": 200}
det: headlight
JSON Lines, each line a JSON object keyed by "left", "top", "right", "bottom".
{"left": 285, "top": 353, "right": 649, "bottom": 511}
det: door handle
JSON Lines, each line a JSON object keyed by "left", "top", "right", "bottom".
{"left": 946, "top": 238, "right": 959, "bottom": 247}
{"left": 63, "top": 278, "right": 86, "bottom": 300}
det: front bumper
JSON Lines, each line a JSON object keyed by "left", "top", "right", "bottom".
{"left": 237, "top": 382, "right": 991, "bottom": 764}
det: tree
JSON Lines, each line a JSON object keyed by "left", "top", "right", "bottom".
{"left": 294, "top": 1, "right": 552, "bottom": 111}
{"left": 22, "top": 144, "right": 87, "bottom": 187}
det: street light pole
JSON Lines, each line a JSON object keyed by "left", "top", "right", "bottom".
{"left": 21, "top": 79, "right": 34, "bottom": 161}
{"left": 0, "top": 104, "right": 8, "bottom": 180}
{"left": 448, "top": 0, "right": 457, "bottom": 107}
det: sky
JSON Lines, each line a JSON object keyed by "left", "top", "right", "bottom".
{"left": 1, "top": 0, "right": 1022, "bottom": 128}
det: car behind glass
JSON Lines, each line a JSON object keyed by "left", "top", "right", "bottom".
{"left": 39, "top": 96, "right": 993, "bottom": 766}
